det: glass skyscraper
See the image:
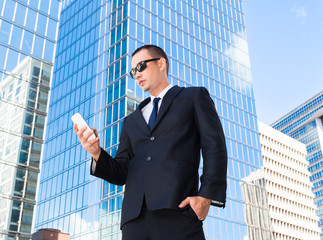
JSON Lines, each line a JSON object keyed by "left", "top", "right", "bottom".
{"left": 34, "top": 0, "right": 266, "bottom": 239}
{"left": 272, "top": 91, "right": 323, "bottom": 238}
{"left": 0, "top": 0, "right": 60, "bottom": 239}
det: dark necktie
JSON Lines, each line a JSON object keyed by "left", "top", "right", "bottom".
{"left": 148, "top": 97, "right": 161, "bottom": 130}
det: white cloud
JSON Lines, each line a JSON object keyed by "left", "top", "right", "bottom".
{"left": 222, "top": 33, "right": 253, "bottom": 86}
{"left": 291, "top": 6, "right": 307, "bottom": 24}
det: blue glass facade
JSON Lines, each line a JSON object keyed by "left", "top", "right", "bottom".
{"left": 272, "top": 91, "right": 323, "bottom": 237}
{"left": 34, "top": 0, "right": 265, "bottom": 239}
{"left": 0, "top": 0, "right": 60, "bottom": 239}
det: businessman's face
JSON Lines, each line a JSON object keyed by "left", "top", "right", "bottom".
{"left": 131, "top": 49, "right": 167, "bottom": 96}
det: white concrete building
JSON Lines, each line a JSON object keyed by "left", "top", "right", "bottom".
{"left": 258, "top": 121, "right": 320, "bottom": 240}
{"left": 0, "top": 56, "right": 51, "bottom": 239}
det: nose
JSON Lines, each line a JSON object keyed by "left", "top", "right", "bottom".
{"left": 135, "top": 71, "right": 142, "bottom": 80}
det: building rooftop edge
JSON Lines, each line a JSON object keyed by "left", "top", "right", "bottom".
{"left": 258, "top": 121, "right": 307, "bottom": 154}
{"left": 271, "top": 90, "right": 323, "bottom": 127}
{"left": 287, "top": 108, "right": 323, "bottom": 135}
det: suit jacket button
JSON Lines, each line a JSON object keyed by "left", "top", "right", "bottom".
{"left": 147, "top": 156, "right": 152, "bottom": 161}
{"left": 150, "top": 137, "right": 155, "bottom": 141}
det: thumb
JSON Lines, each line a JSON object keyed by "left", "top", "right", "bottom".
{"left": 178, "top": 197, "right": 191, "bottom": 208}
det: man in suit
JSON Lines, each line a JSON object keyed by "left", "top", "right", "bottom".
{"left": 73, "top": 45, "right": 227, "bottom": 240}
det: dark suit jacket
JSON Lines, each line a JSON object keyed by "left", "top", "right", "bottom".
{"left": 91, "top": 86, "right": 227, "bottom": 228}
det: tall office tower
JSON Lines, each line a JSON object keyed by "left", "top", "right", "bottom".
{"left": 258, "top": 121, "right": 320, "bottom": 239}
{"left": 272, "top": 91, "right": 323, "bottom": 238}
{"left": 0, "top": 0, "right": 60, "bottom": 239}
{"left": 34, "top": 0, "right": 266, "bottom": 239}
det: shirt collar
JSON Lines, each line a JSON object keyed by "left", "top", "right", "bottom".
{"left": 150, "top": 84, "right": 173, "bottom": 101}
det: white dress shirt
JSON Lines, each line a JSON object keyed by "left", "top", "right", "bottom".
{"left": 141, "top": 84, "right": 173, "bottom": 124}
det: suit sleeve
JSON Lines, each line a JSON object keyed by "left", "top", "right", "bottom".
{"left": 194, "top": 87, "right": 228, "bottom": 207}
{"left": 90, "top": 117, "right": 133, "bottom": 186}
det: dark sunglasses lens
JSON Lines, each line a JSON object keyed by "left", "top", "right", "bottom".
{"left": 130, "top": 61, "right": 150, "bottom": 78}
{"left": 130, "top": 69, "right": 136, "bottom": 78}
{"left": 137, "top": 62, "right": 146, "bottom": 72}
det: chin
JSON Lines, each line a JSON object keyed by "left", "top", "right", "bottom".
{"left": 142, "top": 86, "right": 150, "bottom": 92}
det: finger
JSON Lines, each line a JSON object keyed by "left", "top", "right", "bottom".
{"left": 73, "top": 123, "right": 79, "bottom": 133}
{"left": 195, "top": 202, "right": 210, "bottom": 220}
{"left": 92, "top": 127, "right": 98, "bottom": 137}
{"left": 77, "top": 126, "right": 87, "bottom": 139}
{"left": 75, "top": 126, "right": 85, "bottom": 140}
{"left": 193, "top": 207, "right": 205, "bottom": 221}
{"left": 83, "top": 129, "right": 94, "bottom": 141}
{"left": 199, "top": 211, "right": 208, "bottom": 221}
{"left": 79, "top": 126, "right": 87, "bottom": 135}
{"left": 89, "top": 137, "right": 99, "bottom": 146}
{"left": 178, "top": 197, "right": 190, "bottom": 208}
{"left": 75, "top": 127, "right": 86, "bottom": 142}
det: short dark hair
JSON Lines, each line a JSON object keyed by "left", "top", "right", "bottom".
{"left": 132, "top": 45, "right": 169, "bottom": 75}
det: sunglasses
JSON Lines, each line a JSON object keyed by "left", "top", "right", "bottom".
{"left": 130, "top": 58, "right": 160, "bottom": 78}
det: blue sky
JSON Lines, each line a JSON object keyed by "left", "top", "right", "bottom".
{"left": 243, "top": 0, "right": 323, "bottom": 125}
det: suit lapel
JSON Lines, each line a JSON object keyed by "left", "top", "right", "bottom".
{"left": 153, "top": 85, "right": 183, "bottom": 130}
{"left": 132, "top": 97, "right": 151, "bottom": 134}
{"left": 131, "top": 85, "right": 184, "bottom": 133}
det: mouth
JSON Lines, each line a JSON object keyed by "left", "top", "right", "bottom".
{"left": 138, "top": 80, "right": 145, "bottom": 86}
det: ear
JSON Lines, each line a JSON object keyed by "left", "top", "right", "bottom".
{"left": 159, "top": 58, "right": 167, "bottom": 72}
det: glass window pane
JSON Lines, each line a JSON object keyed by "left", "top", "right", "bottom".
{"left": 0, "top": 20, "right": 11, "bottom": 44}
{"left": 47, "top": 18, "right": 57, "bottom": 39}
{"left": 29, "top": 0, "right": 39, "bottom": 9}
{"left": 37, "top": 14, "right": 47, "bottom": 36}
{"left": 137, "top": 23, "right": 143, "bottom": 41}
{"left": 122, "top": 20, "right": 128, "bottom": 37}
{"left": 14, "top": 3, "right": 26, "bottom": 25}
{"left": 49, "top": 0, "right": 60, "bottom": 18}
{"left": 40, "top": 0, "right": 50, "bottom": 13}
{"left": 26, "top": 8, "right": 37, "bottom": 31}
{"left": 129, "top": 19, "right": 136, "bottom": 37}
{"left": 0, "top": 45, "right": 7, "bottom": 69}
{"left": 10, "top": 26, "right": 23, "bottom": 49}
{"left": 6, "top": 49, "right": 19, "bottom": 72}
{"left": 3, "top": 0, "right": 15, "bottom": 20}
{"left": 22, "top": 30, "right": 33, "bottom": 53}
{"left": 44, "top": 40, "right": 54, "bottom": 62}
{"left": 33, "top": 35, "right": 44, "bottom": 58}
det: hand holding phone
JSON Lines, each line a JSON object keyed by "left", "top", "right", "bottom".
{"left": 72, "top": 113, "right": 101, "bottom": 161}
{"left": 71, "top": 113, "right": 96, "bottom": 141}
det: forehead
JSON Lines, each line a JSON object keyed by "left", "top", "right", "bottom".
{"left": 131, "top": 49, "right": 152, "bottom": 67}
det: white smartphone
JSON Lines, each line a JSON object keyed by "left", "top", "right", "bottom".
{"left": 71, "top": 113, "right": 96, "bottom": 141}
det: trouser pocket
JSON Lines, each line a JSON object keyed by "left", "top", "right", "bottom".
{"left": 185, "top": 206, "right": 200, "bottom": 221}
